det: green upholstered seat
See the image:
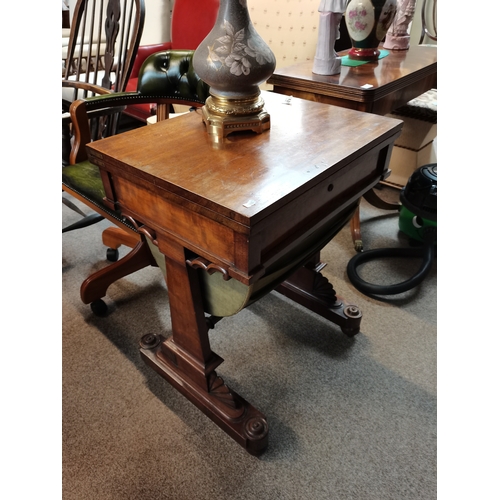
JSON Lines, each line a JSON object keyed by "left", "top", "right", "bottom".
{"left": 63, "top": 161, "right": 105, "bottom": 207}
{"left": 63, "top": 161, "right": 137, "bottom": 232}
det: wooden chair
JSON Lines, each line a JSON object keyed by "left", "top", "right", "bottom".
{"left": 419, "top": 0, "right": 437, "bottom": 44}
{"left": 62, "top": 0, "right": 145, "bottom": 232}
{"left": 62, "top": 0, "right": 145, "bottom": 101}
{"left": 63, "top": 50, "right": 211, "bottom": 315}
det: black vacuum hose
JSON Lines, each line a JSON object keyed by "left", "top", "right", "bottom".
{"left": 347, "top": 242, "right": 435, "bottom": 296}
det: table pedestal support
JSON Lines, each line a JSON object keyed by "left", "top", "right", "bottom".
{"left": 137, "top": 233, "right": 364, "bottom": 453}
{"left": 140, "top": 236, "right": 269, "bottom": 455}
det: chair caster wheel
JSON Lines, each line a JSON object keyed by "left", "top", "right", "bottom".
{"left": 106, "top": 248, "right": 119, "bottom": 262}
{"left": 91, "top": 299, "right": 108, "bottom": 317}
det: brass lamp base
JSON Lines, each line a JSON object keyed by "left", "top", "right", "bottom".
{"left": 201, "top": 93, "right": 271, "bottom": 139}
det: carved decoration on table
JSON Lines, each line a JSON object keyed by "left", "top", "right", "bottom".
{"left": 207, "top": 372, "right": 241, "bottom": 411}
{"left": 186, "top": 257, "right": 231, "bottom": 281}
{"left": 312, "top": 271, "right": 342, "bottom": 307}
{"left": 122, "top": 214, "right": 158, "bottom": 246}
{"left": 244, "top": 417, "right": 269, "bottom": 441}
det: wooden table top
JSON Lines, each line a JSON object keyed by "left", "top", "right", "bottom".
{"left": 268, "top": 45, "right": 437, "bottom": 113}
{"left": 87, "top": 91, "right": 402, "bottom": 228}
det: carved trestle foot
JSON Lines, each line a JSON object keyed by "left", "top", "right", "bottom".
{"left": 140, "top": 334, "right": 269, "bottom": 455}
{"left": 275, "top": 264, "right": 362, "bottom": 337}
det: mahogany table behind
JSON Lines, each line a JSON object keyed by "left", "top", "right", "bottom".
{"left": 268, "top": 45, "right": 437, "bottom": 116}
{"left": 86, "top": 91, "right": 402, "bottom": 455}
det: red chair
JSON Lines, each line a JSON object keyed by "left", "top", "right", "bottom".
{"left": 124, "top": 0, "right": 219, "bottom": 122}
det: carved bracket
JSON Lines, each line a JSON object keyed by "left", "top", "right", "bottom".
{"left": 122, "top": 214, "right": 158, "bottom": 246}
{"left": 311, "top": 272, "right": 341, "bottom": 307}
{"left": 186, "top": 256, "right": 230, "bottom": 281}
{"left": 207, "top": 372, "right": 240, "bottom": 411}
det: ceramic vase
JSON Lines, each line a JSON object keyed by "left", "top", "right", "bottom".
{"left": 345, "top": 0, "right": 398, "bottom": 60}
{"left": 193, "top": 0, "right": 276, "bottom": 137}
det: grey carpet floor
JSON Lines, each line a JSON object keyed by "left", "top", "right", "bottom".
{"left": 62, "top": 187, "right": 436, "bottom": 500}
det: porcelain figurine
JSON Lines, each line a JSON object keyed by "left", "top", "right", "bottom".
{"left": 312, "top": 0, "right": 348, "bottom": 75}
{"left": 383, "top": 0, "right": 416, "bottom": 50}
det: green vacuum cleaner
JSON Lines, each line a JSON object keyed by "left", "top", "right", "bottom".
{"left": 347, "top": 163, "right": 437, "bottom": 297}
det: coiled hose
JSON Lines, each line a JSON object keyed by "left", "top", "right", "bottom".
{"left": 347, "top": 238, "right": 435, "bottom": 296}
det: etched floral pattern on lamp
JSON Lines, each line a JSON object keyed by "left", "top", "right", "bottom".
{"left": 208, "top": 19, "right": 275, "bottom": 77}
{"left": 193, "top": 0, "right": 277, "bottom": 138}
{"left": 345, "top": 0, "right": 397, "bottom": 60}
{"left": 193, "top": 0, "right": 276, "bottom": 102}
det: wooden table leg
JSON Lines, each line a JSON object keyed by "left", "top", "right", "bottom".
{"left": 363, "top": 187, "right": 400, "bottom": 211}
{"left": 349, "top": 190, "right": 400, "bottom": 252}
{"left": 140, "top": 236, "right": 269, "bottom": 455}
{"left": 350, "top": 204, "right": 363, "bottom": 253}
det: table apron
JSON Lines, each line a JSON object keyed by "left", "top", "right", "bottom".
{"left": 98, "top": 133, "right": 397, "bottom": 285}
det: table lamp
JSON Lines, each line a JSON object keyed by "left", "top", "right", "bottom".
{"left": 193, "top": 0, "right": 276, "bottom": 139}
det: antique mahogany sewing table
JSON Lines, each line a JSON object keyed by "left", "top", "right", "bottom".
{"left": 86, "top": 91, "right": 402, "bottom": 455}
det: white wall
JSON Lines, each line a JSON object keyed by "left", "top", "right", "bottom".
{"left": 141, "top": 0, "right": 173, "bottom": 44}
